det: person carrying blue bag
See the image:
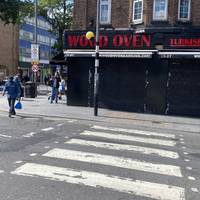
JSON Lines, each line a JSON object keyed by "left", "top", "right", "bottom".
{"left": 2, "top": 76, "right": 21, "bottom": 117}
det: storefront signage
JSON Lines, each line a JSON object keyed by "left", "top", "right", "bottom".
{"left": 170, "top": 38, "right": 200, "bottom": 47}
{"left": 64, "top": 31, "right": 151, "bottom": 50}
{"left": 64, "top": 50, "right": 153, "bottom": 58}
{"left": 65, "top": 30, "right": 200, "bottom": 49}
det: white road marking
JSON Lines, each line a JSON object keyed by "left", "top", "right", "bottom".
{"left": 80, "top": 131, "right": 177, "bottom": 147}
{"left": 41, "top": 127, "right": 54, "bottom": 131}
{"left": 184, "top": 159, "right": 190, "bottom": 162}
{"left": 180, "top": 141, "right": 185, "bottom": 144}
{"left": 92, "top": 125, "right": 175, "bottom": 138}
{"left": 183, "top": 152, "right": 189, "bottom": 155}
{"left": 29, "top": 153, "right": 37, "bottom": 157}
{"left": 68, "top": 120, "right": 77, "bottom": 123}
{"left": 12, "top": 163, "right": 185, "bottom": 200}
{"left": 14, "top": 161, "right": 23, "bottom": 164}
{"left": 44, "top": 146, "right": 50, "bottom": 149}
{"left": 188, "top": 176, "right": 196, "bottom": 181}
{"left": 0, "top": 170, "right": 4, "bottom": 174}
{"left": 23, "top": 132, "right": 37, "bottom": 138}
{"left": 56, "top": 123, "right": 65, "bottom": 127}
{"left": 0, "top": 134, "right": 12, "bottom": 138}
{"left": 191, "top": 188, "right": 199, "bottom": 193}
{"left": 186, "top": 167, "right": 192, "bottom": 170}
{"left": 180, "top": 138, "right": 184, "bottom": 141}
{"left": 43, "top": 148, "right": 182, "bottom": 177}
{"left": 54, "top": 141, "right": 59, "bottom": 144}
{"left": 66, "top": 139, "right": 179, "bottom": 159}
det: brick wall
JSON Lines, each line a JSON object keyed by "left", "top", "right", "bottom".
{"left": 192, "top": 1, "right": 200, "bottom": 26}
{"left": 72, "top": 0, "right": 87, "bottom": 30}
{"left": 73, "top": 0, "right": 200, "bottom": 30}
{"left": 0, "top": 21, "right": 19, "bottom": 78}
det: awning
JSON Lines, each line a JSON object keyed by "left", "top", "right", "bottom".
{"left": 64, "top": 50, "right": 157, "bottom": 58}
{"left": 50, "top": 52, "right": 66, "bottom": 64}
{"left": 158, "top": 51, "right": 200, "bottom": 59}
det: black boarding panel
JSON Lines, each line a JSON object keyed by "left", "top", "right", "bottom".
{"left": 167, "top": 60, "right": 200, "bottom": 117}
{"left": 67, "top": 58, "right": 93, "bottom": 106}
{"left": 99, "top": 58, "right": 146, "bottom": 113}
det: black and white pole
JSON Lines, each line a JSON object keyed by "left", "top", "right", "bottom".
{"left": 94, "top": 0, "right": 100, "bottom": 116}
{"left": 34, "top": 0, "right": 38, "bottom": 83}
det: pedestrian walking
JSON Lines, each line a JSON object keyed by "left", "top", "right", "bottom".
{"left": 2, "top": 76, "right": 20, "bottom": 117}
{"left": 49, "top": 75, "right": 60, "bottom": 104}
{"left": 14, "top": 73, "right": 24, "bottom": 98}
{"left": 58, "top": 77, "right": 65, "bottom": 100}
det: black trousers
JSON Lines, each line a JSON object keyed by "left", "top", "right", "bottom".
{"left": 8, "top": 98, "right": 16, "bottom": 114}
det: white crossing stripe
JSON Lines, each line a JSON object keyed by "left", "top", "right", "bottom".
{"left": 12, "top": 163, "right": 185, "bottom": 200}
{"left": 43, "top": 148, "right": 182, "bottom": 177}
{"left": 66, "top": 139, "right": 179, "bottom": 159}
{"left": 92, "top": 125, "right": 175, "bottom": 138}
{"left": 80, "top": 131, "right": 176, "bottom": 147}
{"left": 0, "top": 170, "right": 4, "bottom": 174}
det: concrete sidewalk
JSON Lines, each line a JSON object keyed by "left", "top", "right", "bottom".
{"left": 0, "top": 91, "right": 200, "bottom": 133}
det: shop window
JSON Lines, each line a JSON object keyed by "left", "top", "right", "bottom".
{"left": 100, "top": 0, "right": 111, "bottom": 24}
{"left": 178, "top": 0, "right": 191, "bottom": 21}
{"left": 153, "top": 0, "right": 168, "bottom": 21}
{"left": 132, "top": 0, "right": 143, "bottom": 24}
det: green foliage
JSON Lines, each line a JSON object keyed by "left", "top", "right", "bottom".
{"left": 0, "top": 0, "right": 73, "bottom": 50}
{"left": 0, "top": 0, "right": 33, "bottom": 24}
{"left": 38, "top": 0, "right": 73, "bottom": 50}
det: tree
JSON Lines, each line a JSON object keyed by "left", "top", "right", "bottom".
{"left": 0, "top": 0, "right": 73, "bottom": 50}
{"left": 39, "top": 0, "right": 73, "bottom": 51}
{"left": 0, "top": 0, "right": 33, "bottom": 24}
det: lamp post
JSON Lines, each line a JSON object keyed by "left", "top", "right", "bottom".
{"left": 94, "top": 0, "right": 100, "bottom": 116}
{"left": 34, "top": 0, "right": 38, "bottom": 45}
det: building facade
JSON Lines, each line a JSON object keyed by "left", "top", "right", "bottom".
{"left": 19, "top": 16, "right": 57, "bottom": 82}
{"left": 0, "top": 21, "right": 19, "bottom": 80}
{"left": 65, "top": 0, "right": 200, "bottom": 117}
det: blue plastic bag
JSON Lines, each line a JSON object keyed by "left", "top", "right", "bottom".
{"left": 15, "top": 101, "right": 22, "bottom": 109}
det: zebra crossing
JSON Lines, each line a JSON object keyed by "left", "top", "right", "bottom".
{"left": 11, "top": 125, "right": 186, "bottom": 200}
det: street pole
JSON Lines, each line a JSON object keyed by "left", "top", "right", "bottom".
{"left": 34, "top": 0, "right": 38, "bottom": 44}
{"left": 34, "top": 0, "right": 38, "bottom": 82}
{"left": 94, "top": 0, "right": 100, "bottom": 116}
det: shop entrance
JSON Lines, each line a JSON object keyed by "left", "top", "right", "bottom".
{"left": 167, "top": 60, "right": 200, "bottom": 117}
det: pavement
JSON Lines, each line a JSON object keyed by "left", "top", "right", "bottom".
{"left": 0, "top": 84, "right": 200, "bottom": 133}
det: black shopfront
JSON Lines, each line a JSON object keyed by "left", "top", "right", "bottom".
{"left": 64, "top": 30, "right": 200, "bottom": 118}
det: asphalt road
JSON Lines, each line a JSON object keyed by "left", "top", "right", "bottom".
{"left": 0, "top": 113, "right": 200, "bottom": 200}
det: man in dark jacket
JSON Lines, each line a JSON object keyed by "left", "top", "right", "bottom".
{"left": 2, "top": 76, "right": 20, "bottom": 117}
{"left": 49, "top": 72, "right": 61, "bottom": 104}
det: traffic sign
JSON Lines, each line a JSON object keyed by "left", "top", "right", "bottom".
{"left": 31, "top": 44, "right": 40, "bottom": 63}
{"left": 32, "top": 64, "right": 39, "bottom": 73}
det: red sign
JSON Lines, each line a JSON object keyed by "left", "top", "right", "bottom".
{"left": 170, "top": 38, "right": 200, "bottom": 47}
{"left": 65, "top": 31, "right": 151, "bottom": 50}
